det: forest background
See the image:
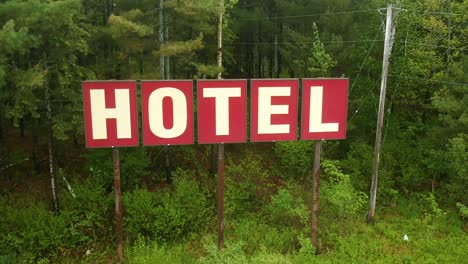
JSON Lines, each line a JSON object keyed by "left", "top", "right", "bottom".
{"left": 0, "top": 0, "right": 467, "bottom": 263}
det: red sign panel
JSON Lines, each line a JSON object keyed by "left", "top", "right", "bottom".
{"left": 82, "top": 81, "right": 139, "bottom": 148}
{"left": 141, "top": 80, "right": 194, "bottom": 145}
{"left": 197, "top": 80, "right": 247, "bottom": 144}
{"left": 250, "top": 79, "right": 299, "bottom": 142}
{"left": 301, "top": 78, "right": 348, "bottom": 140}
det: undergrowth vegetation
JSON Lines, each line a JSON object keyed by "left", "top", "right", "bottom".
{"left": 0, "top": 144, "right": 466, "bottom": 263}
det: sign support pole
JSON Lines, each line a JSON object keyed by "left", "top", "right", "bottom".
{"left": 217, "top": 143, "right": 225, "bottom": 249}
{"left": 311, "top": 140, "right": 322, "bottom": 253}
{"left": 113, "top": 147, "right": 124, "bottom": 262}
{"left": 216, "top": 0, "right": 225, "bottom": 250}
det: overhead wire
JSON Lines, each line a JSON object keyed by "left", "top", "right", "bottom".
{"left": 348, "top": 22, "right": 384, "bottom": 96}
{"left": 224, "top": 40, "right": 467, "bottom": 52}
{"left": 237, "top": 9, "right": 374, "bottom": 21}
{"left": 388, "top": 74, "right": 468, "bottom": 86}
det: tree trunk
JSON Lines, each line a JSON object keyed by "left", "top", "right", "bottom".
{"left": 46, "top": 86, "right": 59, "bottom": 215}
{"left": 19, "top": 118, "right": 25, "bottom": 137}
{"left": 164, "top": 12, "right": 170, "bottom": 79}
{"left": 274, "top": 33, "right": 279, "bottom": 78}
{"left": 32, "top": 119, "right": 40, "bottom": 174}
{"left": 0, "top": 110, "right": 3, "bottom": 141}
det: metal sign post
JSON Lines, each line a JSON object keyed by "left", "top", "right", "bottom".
{"left": 113, "top": 147, "right": 124, "bottom": 262}
{"left": 217, "top": 143, "right": 225, "bottom": 249}
{"left": 311, "top": 140, "right": 322, "bottom": 253}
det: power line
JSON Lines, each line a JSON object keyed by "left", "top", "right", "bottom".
{"left": 401, "top": 8, "right": 464, "bottom": 16}
{"left": 349, "top": 23, "right": 384, "bottom": 96}
{"left": 237, "top": 9, "right": 375, "bottom": 21}
{"left": 225, "top": 40, "right": 467, "bottom": 52}
{"left": 395, "top": 41, "right": 468, "bottom": 52}
{"left": 388, "top": 74, "right": 468, "bottom": 86}
{"left": 225, "top": 39, "right": 382, "bottom": 45}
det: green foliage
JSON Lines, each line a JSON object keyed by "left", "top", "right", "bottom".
{"left": 230, "top": 217, "right": 297, "bottom": 254}
{"left": 0, "top": 198, "right": 84, "bottom": 261}
{"left": 268, "top": 187, "right": 309, "bottom": 229}
{"left": 426, "top": 133, "right": 467, "bottom": 203}
{"left": 109, "top": 11, "right": 153, "bottom": 39}
{"left": 1, "top": 0, "right": 468, "bottom": 262}
{"left": 157, "top": 34, "right": 205, "bottom": 56}
{"left": 123, "top": 170, "right": 210, "bottom": 243}
{"left": 0, "top": 20, "right": 37, "bottom": 54}
{"left": 84, "top": 147, "right": 151, "bottom": 189}
{"left": 308, "top": 23, "right": 336, "bottom": 76}
{"left": 341, "top": 141, "right": 373, "bottom": 191}
{"left": 297, "top": 235, "right": 315, "bottom": 256}
{"left": 203, "top": 240, "right": 248, "bottom": 264}
{"left": 225, "top": 151, "right": 270, "bottom": 217}
{"left": 273, "top": 141, "right": 314, "bottom": 179}
{"left": 126, "top": 240, "right": 196, "bottom": 264}
{"left": 321, "top": 160, "right": 368, "bottom": 218}
{"left": 456, "top": 203, "right": 468, "bottom": 219}
{"left": 60, "top": 177, "right": 113, "bottom": 243}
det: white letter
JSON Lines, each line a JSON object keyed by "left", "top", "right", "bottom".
{"left": 203, "top": 87, "right": 241, "bottom": 136}
{"left": 90, "top": 89, "right": 132, "bottom": 140}
{"left": 148, "top": 87, "right": 187, "bottom": 138}
{"left": 258, "top": 87, "right": 290, "bottom": 134}
{"left": 309, "top": 86, "right": 339, "bottom": 132}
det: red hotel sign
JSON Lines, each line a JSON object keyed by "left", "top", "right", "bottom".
{"left": 82, "top": 79, "right": 348, "bottom": 148}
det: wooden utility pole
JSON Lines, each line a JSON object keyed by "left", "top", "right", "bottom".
{"left": 368, "top": 4, "right": 395, "bottom": 224}
{"left": 311, "top": 140, "right": 322, "bottom": 253}
{"left": 113, "top": 147, "right": 124, "bottom": 262}
{"left": 216, "top": 0, "right": 225, "bottom": 250}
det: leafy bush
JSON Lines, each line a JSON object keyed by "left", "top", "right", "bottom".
{"left": 273, "top": 141, "right": 314, "bottom": 179}
{"left": 61, "top": 177, "right": 113, "bottom": 244}
{"left": 340, "top": 141, "right": 373, "bottom": 192}
{"left": 230, "top": 217, "right": 297, "bottom": 254}
{"left": 203, "top": 240, "right": 248, "bottom": 264}
{"left": 84, "top": 147, "right": 151, "bottom": 189}
{"left": 456, "top": 202, "right": 468, "bottom": 219}
{"left": 0, "top": 198, "right": 84, "bottom": 262}
{"left": 225, "top": 151, "right": 271, "bottom": 218}
{"left": 267, "top": 187, "right": 309, "bottom": 229}
{"left": 126, "top": 240, "right": 196, "bottom": 264}
{"left": 123, "top": 169, "right": 210, "bottom": 243}
{"left": 321, "top": 160, "right": 367, "bottom": 218}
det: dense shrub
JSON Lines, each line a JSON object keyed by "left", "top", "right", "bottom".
{"left": 123, "top": 169, "right": 210, "bottom": 243}
{"left": 267, "top": 187, "right": 309, "bottom": 229}
{"left": 321, "top": 160, "right": 367, "bottom": 219}
{"left": 84, "top": 147, "right": 151, "bottom": 189}
{"left": 126, "top": 240, "right": 196, "bottom": 264}
{"left": 273, "top": 141, "right": 314, "bottom": 180}
{"left": 60, "top": 177, "right": 113, "bottom": 244}
{"left": 230, "top": 217, "right": 297, "bottom": 254}
{"left": 0, "top": 198, "right": 84, "bottom": 262}
{"left": 203, "top": 240, "right": 248, "bottom": 264}
{"left": 224, "top": 151, "right": 271, "bottom": 218}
